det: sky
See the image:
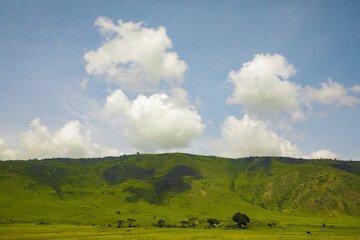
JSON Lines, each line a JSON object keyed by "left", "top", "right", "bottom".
{"left": 0, "top": 0, "right": 359, "bottom": 160}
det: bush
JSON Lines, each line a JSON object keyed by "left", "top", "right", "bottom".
{"left": 36, "top": 221, "right": 50, "bottom": 225}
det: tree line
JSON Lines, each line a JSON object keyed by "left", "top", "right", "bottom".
{"left": 116, "top": 212, "right": 250, "bottom": 229}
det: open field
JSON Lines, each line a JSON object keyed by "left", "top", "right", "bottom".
{"left": 1, "top": 224, "right": 360, "bottom": 240}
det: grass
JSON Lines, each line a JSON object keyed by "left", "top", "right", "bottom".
{"left": 1, "top": 154, "right": 360, "bottom": 239}
{"left": 1, "top": 224, "right": 360, "bottom": 239}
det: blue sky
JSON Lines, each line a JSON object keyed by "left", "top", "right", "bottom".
{"left": 0, "top": 0, "right": 359, "bottom": 160}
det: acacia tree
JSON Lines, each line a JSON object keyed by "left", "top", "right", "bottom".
{"left": 207, "top": 218, "right": 220, "bottom": 227}
{"left": 232, "top": 212, "right": 250, "bottom": 228}
{"left": 188, "top": 217, "right": 199, "bottom": 227}
{"left": 180, "top": 220, "right": 188, "bottom": 227}
{"left": 127, "top": 218, "right": 136, "bottom": 227}
{"left": 156, "top": 219, "right": 166, "bottom": 227}
{"left": 117, "top": 220, "right": 125, "bottom": 228}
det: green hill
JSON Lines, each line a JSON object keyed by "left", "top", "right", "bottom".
{"left": 0, "top": 153, "right": 359, "bottom": 227}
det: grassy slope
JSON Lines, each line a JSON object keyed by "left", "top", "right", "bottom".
{"left": 0, "top": 153, "right": 359, "bottom": 228}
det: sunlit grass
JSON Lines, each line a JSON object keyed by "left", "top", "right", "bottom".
{"left": 1, "top": 224, "right": 360, "bottom": 240}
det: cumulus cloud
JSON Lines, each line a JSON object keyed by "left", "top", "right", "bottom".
{"left": 0, "top": 138, "right": 18, "bottom": 160}
{"left": 222, "top": 53, "right": 360, "bottom": 158}
{"left": 0, "top": 118, "right": 121, "bottom": 160}
{"left": 218, "top": 114, "right": 301, "bottom": 158}
{"left": 304, "top": 79, "right": 360, "bottom": 107}
{"left": 84, "top": 17, "right": 187, "bottom": 91}
{"left": 349, "top": 85, "right": 360, "bottom": 93}
{"left": 227, "top": 54, "right": 360, "bottom": 120}
{"left": 104, "top": 88, "right": 205, "bottom": 151}
{"left": 304, "top": 149, "right": 340, "bottom": 160}
{"left": 227, "top": 53, "right": 299, "bottom": 112}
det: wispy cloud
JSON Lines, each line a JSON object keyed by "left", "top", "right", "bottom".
{"left": 78, "top": 78, "right": 89, "bottom": 90}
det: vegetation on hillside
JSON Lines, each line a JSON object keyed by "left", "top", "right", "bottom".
{"left": 0, "top": 153, "right": 359, "bottom": 227}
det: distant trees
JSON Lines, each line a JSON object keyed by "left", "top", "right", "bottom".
{"left": 156, "top": 219, "right": 166, "bottom": 227}
{"left": 232, "top": 212, "right": 250, "bottom": 228}
{"left": 207, "top": 218, "right": 220, "bottom": 227}
{"left": 188, "top": 217, "right": 199, "bottom": 227}
{"left": 180, "top": 220, "right": 189, "bottom": 227}
{"left": 117, "top": 220, "right": 125, "bottom": 228}
{"left": 127, "top": 218, "right": 136, "bottom": 227}
{"left": 114, "top": 213, "right": 250, "bottom": 229}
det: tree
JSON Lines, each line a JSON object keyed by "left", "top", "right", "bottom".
{"left": 188, "top": 217, "right": 199, "bottom": 227}
{"left": 156, "top": 219, "right": 166, "bottom": 227}
{"left": 127, "top": 218, "right": 136, "bottom": 227}
{"left": 207, "top": 218, "right": 220, "bottom": 227}
{"left": 180, "top": 220, "right": 188, "bottom": 228}
{"left": 232, "top": 212, "right": 250, "bottom": 228}
{"left": 117, "top": 220, "right": 125, "bottom": 228}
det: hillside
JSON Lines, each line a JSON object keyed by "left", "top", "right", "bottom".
{"left": 0, "top": 153, "right": 359, "bottom": 226}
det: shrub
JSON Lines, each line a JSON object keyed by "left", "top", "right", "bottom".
{"left": 36, "top": 221, "right": 50, "bottom": 225}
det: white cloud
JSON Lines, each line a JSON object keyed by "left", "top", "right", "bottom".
{"left": 102, "top": 147, "right": 124, "bottom": 157}
{"left": 0, "top": 118, "right": 121, "bottom": 160}
{"left": 304, "top": 149, "right": 340, "bottom": 160}
{"left": 0, "top": 138, "right": 18, "bottom": 160}
{"left": 104, "top": 88, "right": 205, "bottom": 151}
{"left": 222, "top": 53, "right": 360, "bottom": 159}
{"left": 79, "top": 78, "right": 89, "bottom": 90}
{"left": 84, "top": 17, "right": 187, "bottom": 91}
{"left": 304, "top": 79, "right": 360, "bottom": 107}
{"left": 227, "top": 54, "right": 360, "bottom": 122}
{"left": 227, "top": 53, "right": 299, "bottom": 112}
{"left": 218, "top": 114, "right": 301, "bottom": 158}
{"left": 349, "top": 85, "right": 360, "bottom": 93}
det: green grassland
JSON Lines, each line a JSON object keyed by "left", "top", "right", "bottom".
{"left": 0, "top": 153, "right": 360, "bottom": 239}
{"left": 1, "top": 224, "right": 360, "bottom": 239}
